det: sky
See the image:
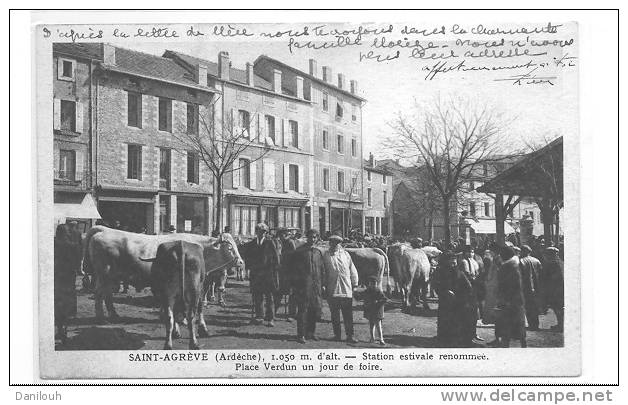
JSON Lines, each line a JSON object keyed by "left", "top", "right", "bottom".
{"left": 114, "top": 21, "right": 578, "bottom": 162}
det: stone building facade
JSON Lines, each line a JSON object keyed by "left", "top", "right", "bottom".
{"left": 94, "top": 44, "right": 217, "bottom": 234}
{"left": 363, "top": 154, "right": 394, "bottom": 236}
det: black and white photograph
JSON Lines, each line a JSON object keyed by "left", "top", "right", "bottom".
{"left": 21, "top": 9, "right": 615, "bottom": 381}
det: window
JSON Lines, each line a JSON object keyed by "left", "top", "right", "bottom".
{"left": 483, "top": 163, "right": 489, "bottom": 176}
{"left": 159, "top": 148, "right": 170, "bottom": 188}
{"left": 322, "top": 92, "right": 329, "bottom": 112}
{"left": 232, "top": 205, "right": 258, "bottom": 236}
{"left": 529, "top": 211, "right": 535, "bottom": 221}
{"left": 337, "top": 170, "right": 345, "bottom": 193}
{"left": 384, "top": 191, "right": 388, "bottom": 208}
{"left": 484, "top": 202, "right": 490, "bottom": 217}
{"left": 127, "top": 92, "right": 142, "bottom": 128}
{"left": 127, "top": 144, "right": 142, "bottom": 180}
{"left": 382, "top": 174, "right": 387, "bottom": 184}
{"left": 289, "top": 120, "right": 299, "bottom": 148}
{"left": 322, "top": 130, "right": 329, "bottom": 150}
{"left": 367, "top": 171, "right": 372, "bottom": 182}
{"left": 238, "top": 110, "right": 250, "bottom": 136}
{"left": 187, "top": 151, "right": 200, "bottom": 184}
{"left": 337, "top": 134, "right": 344, "bottom": 154}
{"left": 323, "top": 168, "right": 330, "bottom": 191}
{"left": 187, "top": 103, "right": 199, "bottom": 135}
{"left": 60, "top": 100, "right": 76, "bottom": 132}
{"left": 351, "top": 174, "right": 358, "bottom": 194}
{"left": 266, "top": 115, "right": 275, "bottom": 143}
{"left": 239, "top": 158, "right": 251, "bottom": 189}
{"left": 279, "top": 207, "right": 301, "bottom": 229}
{"left": 469, "top": 202, "right": 476, "bottom": 217}
{"left": 58, "top": 58, "right": 75, "bottom": 80}
{"left": 351, "top": 104, "right": 357, "bottom": 121}
{"left": 367, "top": 188, "right": 372, "bottom": 207}
{"left": 288, "top": 164, "right": 299, "bottom": 192}
{"left": 158, "top": 98, "right": 172, "bottom": 132}
{"left": 351, "top": 138, "right": 357, "bottom": 157}
{"left": 58, "top": 150, "right": 76, "bottom": 180}
{"left": 336, "top": 102, "right": 344, "bottom": 119}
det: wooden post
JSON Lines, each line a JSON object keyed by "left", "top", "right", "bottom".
{"left": 495, "top": 193, "right": 505, "bottom": 245}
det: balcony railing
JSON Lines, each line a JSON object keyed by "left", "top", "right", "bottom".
{"left": 54, "top": 169, "right": 89, "bottom": 189}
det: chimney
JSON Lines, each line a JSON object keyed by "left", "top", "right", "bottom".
{"left": 369, "top": 152, "right": 375, "bottom": 167}
{"left": 246, "top": 62, "right": 254, "bottom": 86}
{"left": 218, "top": 51, "right": 230, "bottom": 80}
{"left": 295, "top": 76, "right": 304, "bottom": 99}
{"left": 102, "top": 44, "right": 116, "bottom": 65}
{"left": 338, "top": 73, "right": 345, "bottom": 89}
{"left": 322, "top": 66, "right": 332, "bottom": 83}
{"left": 197, "top": 64, "right": 208, "bottom": 86}
{"left": 309, "top": 59, "right": 318, "bottom": 77}
{"left": 350, "top": 80, "right": 358, "bottom": 95}
{"left": 273, "top": 69, "right": 282, "bottom": 93}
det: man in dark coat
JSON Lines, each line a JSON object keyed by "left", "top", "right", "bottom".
{"left": 243, "top": 223, "right": 279, "bottom": 326}
{"left": 275, "top": 228, "right": 299, "bottom": 321}
{"left": 287, "top": 229, "right": 325, "bottom": 344}
{"left": 543, "top": 246, "right": 564, "bottom": 331}
{"left": 519, "top": 245, "right": 543, "bottom": 330}
{"left": 54, "top": 222, "right": 82, "bottom": 345}
{"left": 495, "top": 245, "right": 527, "bottom": 347}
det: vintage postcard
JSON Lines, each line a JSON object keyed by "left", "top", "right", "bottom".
{"left": 34, "top": 14, "right": 579, "bottom": 379}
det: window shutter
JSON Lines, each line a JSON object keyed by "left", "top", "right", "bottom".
{"left": 331, "top": 167, "right": 337, "bottom": 191}
{"left": 232, "top": 160, "right": 240, "bottom": 188}
{"left": 140, "top": 146, "right": 146, "bottom": 181}
{"left": 283, "top": 163, "right": 289, "bottom": 192}
{"left": 283, "top": 119, "right": 289, "bottom": 147}
{"left": 75, "top": 101, "right": 84, "bottom": 133}
{"left": 249, "top": 160, "right": 257, "bottom": 190}
{"left": 297, "top": 164, "right": 304, "bottom": 193}
{"left": 274, "top": 115, "right": 280, "bottom": 145}
{"left": 297, "top": 122, "right": 303, "bottom": 150}
{"left": 57, "top": 58, "right": 64, "bottom": 79}
{"left": 263, "top": 159, "right": 275, "bottom": 190}
{"left": 257, "top": 114, "right": 265, "bottom": 143}
{"left": 53, "top": 98, "right": 61, "bottom": 130}
{"left": 231, "top": 108, "right": 238, "bottom": 135}
{"left": 75, "top": 150, "right": 84, "bottom": 179}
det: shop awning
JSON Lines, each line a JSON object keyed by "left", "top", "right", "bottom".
{"left": 54, "top": 194, "right": 101, "bottom": 222}
{"left": 470, "top": 219, "right": 515, "bottom": 235}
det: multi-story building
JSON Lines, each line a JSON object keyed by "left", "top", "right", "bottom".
{"left": 164, "top": 50, "right": 313, "bottom": 237}
{"left": 52, "top": 43, "right": 101, "bottom": 229}
{"left": 363, "top": 153, "right": 393, "bottom": 236}
{"left": 254, "top": 57, "right": 366, "bottom": 236}
{"left": 92, "top": 44, "right": 218, "bottom": 234}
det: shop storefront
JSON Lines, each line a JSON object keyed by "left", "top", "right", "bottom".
{"left": 328, "top": 199, "right": 363, "bottom": 237}
{"left": 97, "top": 189, "right": 156, "bottom": 233}
{"left": 227, "top": 194, "right": 308, "bottom": 238}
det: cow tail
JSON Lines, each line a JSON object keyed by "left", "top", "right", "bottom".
{"left": 180, "top": 243, "right": 186, "bottom": 314}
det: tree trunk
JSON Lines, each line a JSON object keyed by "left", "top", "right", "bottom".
{"left": 215, "top": 176, "right": 224, "bottom": 233}
{"left": 442, "top": 196, "right": 451, "bottom": 246}
{"left": 540, "top": 198, "right": 553, "bottom": 245}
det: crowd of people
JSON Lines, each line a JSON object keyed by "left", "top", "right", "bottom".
{"left": 54, "top": 217, "right": 564, "bottom": 348}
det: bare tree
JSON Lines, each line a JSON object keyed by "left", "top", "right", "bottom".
{"left": 388, "top": 95, "right": 512, "bottom": 245}
{"left": 171, "top": 96, "right": 271, "bottom": 233}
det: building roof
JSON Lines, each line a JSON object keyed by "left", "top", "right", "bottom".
{"left": 477, "top": 137, "right": 563, "bottom": 199}
{"left": 53, "top": 43, "right": 103, "bottom": 60}
{"left": 254, "top": 55, "right": 366, "bottom": 103}
{"left": 163, "top": 50, "right": 302, "bottom": 100}
{"left": 363, "top": 159, "right": 392, "bottom": 175}
{"left": 54, "top": 43, "right": 215, "bottom": 91}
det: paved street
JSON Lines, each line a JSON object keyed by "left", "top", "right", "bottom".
{"left": 58, "top": 277, "right": 564, "bottom": 351}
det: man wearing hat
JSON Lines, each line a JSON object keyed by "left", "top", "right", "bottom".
{"left": 276, "top": 227, "right": 298, "bottom": 321}
{"left": 519, "top": 245, "right": 543, "bottom": 330}
{"left": 243, "top": 223, "right": 279, "bottom": 326}
{"left": 323, "top": 234, "right": 359, "bottom": 343}
{"left": 543, "top": 246, "right": 564, "bottom": 331}
{"left": 495, "top": 245, "right": 527, "bottom": 347}
{"left": 287, "top": 229, "right": 325, "bottom": 343}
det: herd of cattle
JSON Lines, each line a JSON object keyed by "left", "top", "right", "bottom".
{"left": 80, "top": 226, "right": 438, "bottom": 349}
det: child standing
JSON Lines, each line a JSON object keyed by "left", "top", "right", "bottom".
{"left": 363, "top": 275, "right": 388, "bottom": 345}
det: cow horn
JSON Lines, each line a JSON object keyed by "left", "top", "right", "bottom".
{"left": 139, "top": 257, "right": 157, "bottom": 262}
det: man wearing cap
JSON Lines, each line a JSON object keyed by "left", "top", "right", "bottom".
{"left": 244, "top": 223, "right": 279, "bottom": 326}
{"left": 287, "top": 229, "right": 325, "bottom": 343}
{"left": 543, "top": 246, "right": 564, "bottom": 331}
{"left": 519, "top": 245, "right": 543, "bottom": 330}
{"left": 323, "top": 234, "right": 359, "bottom": 343}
